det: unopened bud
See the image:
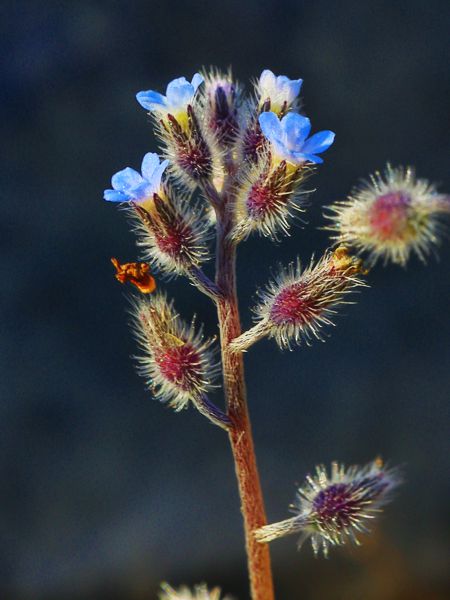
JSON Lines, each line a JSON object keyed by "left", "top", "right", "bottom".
{"left": 233, "top": 159, "right": 312, "bottom": 240}
{"left": 254, "top": 248, "right": 366, "bottom": 349}
{"left": 255, "top": 459, "right": 400, "bottom": 557}
{"left": 130, "top": 186, "right": 210, "bottom": 275}
{"left": 159, "top": 583, "right": 230, "bottom": 600}
{"left": 133, "top": 294, "right": 218, "bottom": 411}
{"left": 327, "top": 165, "right": 450, "bottom": 266}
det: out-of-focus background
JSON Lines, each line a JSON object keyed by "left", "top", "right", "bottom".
{"left": 1, "top": 1, "right": 449, "bottom": 598}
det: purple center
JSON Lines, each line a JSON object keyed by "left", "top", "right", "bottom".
{"left": 270, "top": 283, "right": 316, "bottom": 324}
{"left": 312, "top": 483, "right": 362, "bottom": 527}
{"left": 369, "top": 191, "right": 411, "bottom": 240}
{"left": 156, "top": 343, "right": 201, "bottom": 389}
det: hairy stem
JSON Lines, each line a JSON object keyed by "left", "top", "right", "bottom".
{"left": 194, "top": 393, "right": 231, "bottom": 430}
{"left": 187, "top": 265, "right": 223, "bottom": 301}
{"left": 229, "top": 321, "right": 271, "bottom": 353}
{"left": 215, "top": 202, "right": 275, "bottom": 600}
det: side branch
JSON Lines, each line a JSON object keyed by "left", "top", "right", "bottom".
{"left": 187, "top": 266, "right": 224, "bottom": 301}
{"left": 194, "top": 393, "right": 231, "bottom": 430}
{"left": 229, "top": 321, "right": 270, "bottom": 353}
{"left": 200, "top": 180, "right": 222, "bottom": 211}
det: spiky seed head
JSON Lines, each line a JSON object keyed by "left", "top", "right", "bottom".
{"left": 255, "top": 458, "right": 401, "bottom": 557}
{"left": 233, "top": 157, "right": 313, "bottom": 241}
{"left": 159, "top": 583, "right": 230, "bottom": 600}
{"left": 326, "top": 165, "right": 450, "bottom": 266}
{"left": 128, "top": 186, "right": 211, "bottom": 276}
{"left": 254, "top": 247, "right": 366, "bottom": 349}
{"left": 132, "top": 293, "right": 218, "bottom": 411}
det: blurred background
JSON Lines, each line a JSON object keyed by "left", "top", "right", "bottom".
{"left": 1, "top": 1, "right": 449, "bottom": 598}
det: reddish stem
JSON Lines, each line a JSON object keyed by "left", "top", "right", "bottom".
{"left": 215, "top": 204, "right": 275, "bottom": 600}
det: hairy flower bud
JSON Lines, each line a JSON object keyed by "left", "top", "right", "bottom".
{"left": 202, "top": 70, "right": 240, "bottom": 147}
{"left": 233, "top": 158, "right": 313, "bottom": 240}
{"left": 326, "top": 165, "right": 450, "bottom": 266}
{"left": 255, "top": 458, "right": 400, "bottom": 557}
{"left": 130, "top": 185, "right": 210, "bottom": 275}
{"left": 231, "top": 247, "right": 366, "bottom": 351}
{"left": 159, "top": 583, "right": 230, "bottom": 600}
{"left": 133, "top": 294, "right": 218, "bottom": 411}
{"left": 161, "top": 106, "right": 214, "bottom": 185}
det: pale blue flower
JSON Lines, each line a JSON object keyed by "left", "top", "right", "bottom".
{"left": 258, "top": 69, "right": 302, "bottom": 110}
{"left": 259, "top": 111, "right": 335, "bottom": 164}
{"left": 136, "top": 73, "right": 204, "bottom": 115}
{"left": 104, "top": 153, "right": 169, "bottom": 203}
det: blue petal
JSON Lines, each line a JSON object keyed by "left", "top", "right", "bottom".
{"left": 136, "top": 90, "right": 166, "bottom": 110}
{"left": 111, "top": 167, "right": 144, "bottom": 192}
{"left": 104, "top": 189, "right": 130, "bottom": 202}
{"left": 190, "top": 73, "right": 204, "bottom": 92}
{"left": 141, "top": 152, "right": 160, "bottom": 180}
{"left": 258, "top": 111, "right": 282, "bottom": 142}
{"left": 259, "top": 69, "right": 275, "bottom": 87}
{"left": 132, "top": 182, "right": 154, "bottom": 201}
{"left": 292, "top": 152, "right": 324, "bottom": 164}
{"left": 301, "top": 130, "right": 335, "bottom": 155}
{"left": 281, "top": 112, "right": 311, "bottom": 146}
{"left": 151, "top": 159, "right": 169, "bottom": 188}
{"left": 166, "top": 77, "right": 194, "bottom": 106}
{"left": 289, "top": 78, "right": 303, "bottom": 97}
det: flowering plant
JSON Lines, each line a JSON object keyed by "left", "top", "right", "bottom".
{"left": 104, "top": 68, "right": 449, "bottom": 599}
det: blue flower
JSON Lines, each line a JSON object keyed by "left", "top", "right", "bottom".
{"left": 259, "top": 70, "right": 302, "bottom": 111}
{"left": 136, "top": 73, "right": 204, "bottom": 115}
{"left": 104, "top": 153, "right": 169, "bottom": 203}
{"left": 259, "top": 111, "right": 335, "bottom": 164}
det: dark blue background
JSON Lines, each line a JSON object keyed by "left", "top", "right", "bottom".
{"left": 1, "top": 1, "right": 449, "bottom": 598}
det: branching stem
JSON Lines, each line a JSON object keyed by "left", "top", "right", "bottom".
{"left": 215, "top": 197, "right": 275, "bottom": 600}
{"left": 229, "top": 321, "right": 271, "bottom": 353}
{"left": 194, "top": 393, "right": 231, "bottom": 430}
{"left": 187, "top": 265, "right": 223, "bottom": 301}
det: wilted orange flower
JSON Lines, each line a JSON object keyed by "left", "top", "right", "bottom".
{"left": 111, "top": 258, "right": 156, "bottom": 293}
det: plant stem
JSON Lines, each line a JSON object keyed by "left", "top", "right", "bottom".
{"left": 215, "top": 203, "right": 275, "bottom": 600}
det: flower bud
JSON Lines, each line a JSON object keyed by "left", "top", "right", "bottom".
{"left": 162, "top": 106, "right": 214, "bottom": 184}
{"left": 203, "top": 71, "right": 240, "bottom": 147}
{"left": 255, "top": 458, "right": 400, "bottom": 557}
{"left": 327, "top": 165, "right": 450, "bottom": 266}
{"left": 133, "top": 294, "right": 218, "bottom": 411}
{"left": 253, "top": 247, "right": 366, "bottom": 349}
{"left": 159, "top": 583, "right": 230, "bottom": 600}
{"left": 233, "top": 158, "right": 312, "bottom": 241}
{"left": 242, "top": 113, "right": 268, "bottom": 162}
{"left": 130, "top": 185, "right": 210, "bottom": 276}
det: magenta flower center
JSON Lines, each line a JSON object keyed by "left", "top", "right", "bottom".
{"left": 247, "top": 182, "right": 278, "bottom": 217}
{"left": 312, "top": 483, "right": 361, "bottom": 527}
{"left": 156, "top": 223, "right": 192, "bottom": 258}
{"left": 369, "top": 191, "right": 412, "bottom": 240}
{"left": 155, "top": 343, "right": 202, "bottom": 389}
{"left": 270, "top": 283, "right": 317, "bottom": 324}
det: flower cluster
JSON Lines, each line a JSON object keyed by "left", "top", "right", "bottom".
{"left": 327, "top": 165, "right": 450, "bottom": 266}
{"left": 255, "top": 458, "right": 400, "bottom": 557}
{"left": 104, "top": 68, "right": 450, "bottom": 593}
